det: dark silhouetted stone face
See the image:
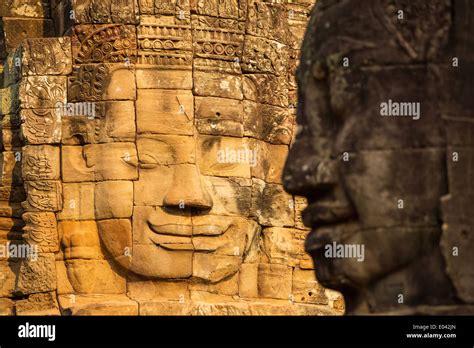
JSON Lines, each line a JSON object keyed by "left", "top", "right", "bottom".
{"left": 284, "top": 0, "right": 474, "bottom": 314}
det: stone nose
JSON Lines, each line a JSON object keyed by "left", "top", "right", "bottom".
{"left": 163, "top": 164, "right": 213, "bottom": 210}
{"left": 283, "top": 153, "right": 339, "bottom": 197}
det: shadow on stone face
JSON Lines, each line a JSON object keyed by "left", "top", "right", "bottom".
{"left": 284, "top": 0, "right": 474, "bottom": 314}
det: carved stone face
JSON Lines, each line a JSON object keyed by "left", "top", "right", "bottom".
{"left": 61, "top": 70, "right": 262, "bottom": 281}
{"left": 6, "top": 0, "right": 349, "bottom": 315}
{"left": 283, "top": 0, "right": 473, "bottom": 312}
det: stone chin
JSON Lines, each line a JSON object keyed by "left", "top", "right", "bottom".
{"left": 130, "top": 244, "right": 193, "bottom": 279}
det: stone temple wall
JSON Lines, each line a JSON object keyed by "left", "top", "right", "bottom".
{"left": 0, "top": 0, "right": 344, "bottom": 315}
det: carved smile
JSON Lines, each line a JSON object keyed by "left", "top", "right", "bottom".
{"left": 147, "top": 222, "right": 230, "bottom": 251}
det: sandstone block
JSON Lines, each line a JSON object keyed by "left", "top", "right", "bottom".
{"left": 15, "top": 292, "right": 60, "bottom": 316}
{"left": 243, "top": 101, "right": 293, "bottom": 145}
{"left": 19, "top": 76, "right": 67, "bottom": 109}
{"left": 193, "top": 253, "right": 241, "bottom": 283}
{"left": 58, "top": 294, "right": 138, "bottom": 315}
{"left": 195, "top": 96, "right": 244, "bottom": 137}
{"left": 68, "top": 64, "right": 136, "bottom": 101}
{"left": 21, "top": 37, "right": 72, "bottom": 76}
{"left": 251, "top": 179, "right": 294, "bottom": 227}
{"left": 58, "top": 183, "right": 95, "bottom": 220}
{"left": 61, "top": 146, "right": 95, "bottom": 182}
{"left": 197, "top": 135, "right": 251, "bottom": 178}
{"left": 60, "top": 220, "right": 102, "bottom": 260}
{"left": 22, "top": 181, "right": 62, "bottom": 212}
{"left": 21, "top": 109, "right": 62, "bottom": 145}
{"left": 22, "top": 145, "right": 60, "bottom": 181}
{"left": 136, "top": 89, "right": 194, "bottom": 135}
{"left": 83, "top": 142, "right": 138, "bottom": 181}
{"left": 239, "top": 263, "right": 259, "bottom": 298}
{"left": 136, "top": 68, "right": 193, "bottom": 89}
{"left": 204, "top": 176, "right": 252, "bottom": 217}
{"left": 257, "top": 263, "right": 292, "bottom": 300}
{"left": 250, "top": 140, "right": 289, "bottom": 183}
{"left": 95, "top": 181, "right": 134, "bottom": 219}
{"left": 16, "top": 253, "right": 57, "bottom": 295}
{"left": 2, "top": 18, "right": 54, "bottom": 52}
{"left": 292, "top": 268, "right": 327, "bottom": 304}
{"left": 262, "top": 227, "right": 306, "bottom": 267}
{"left": 97, "top": 219, "right": 132, "bottom": 270}
{"left": 194, "top": 71, "right": 243, "bottom": 100}
{"left": 58, "top": 259, "right": 126, "bottom": 294}
{"left": 23, "top": 212, "right": 59, "bottom": 253}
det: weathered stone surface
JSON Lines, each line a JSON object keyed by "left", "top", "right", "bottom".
{"left": 250, "top": 140, "right": 288, "bottom": 183}
{"left": 61, "top": 146, "right": 95, "bottom": 182}
{"left": 61, "top": 101, "right": 136, "bottom": 144}
{"left": 97, "top": 219, "right": 132, "bottom": 270}
{"left": 58, "top": 259, "right": 126, "bottom": 294}
{"left": 1, "top": 83, "right": 20, "bottom": 115}
{"left": 0, "top": 0, "right": 50, "bottom": 18}
{"left": 136, "top": 68, "right": 192, "bottom": 89}
{"left": 16, "top": 253, "right": 57, "bottom": 295}
{"left": 136, "top": 89, "right": 194, "bottom": 135}
{"left": 192, "top": 216, "right": 259, "bottom": 257}
{"left": 83, "top": 143, "right": 138, "bottom": 181}
{"left": 95, "top": 181, "right": 133, "bottom": 219}
{"left": 251, "top": 179, "right": 294, "bottom": 227}
{"left": 197, "top": 135, "right": 251, "bottom": 178}
{"left": 191, "top": 272, "right": 239, "bottom": 296}
{"left": 292, "top": 268, "right": 327, "bottom": 305}
{"left": 0, "top": 298, "right": 14, "bottom": 315}
{"left": 2, "top": 18, "right": 54, "bottom": 53}
{"left": 127, "top": 280, "right": 189, "bottom": 301}
{"left": 21, "top": 37, "right": 72, "bottom": 76}
{"left": 204, "top": 176, "right": 252, "bottom": 217}
{"left": 19, "top": 76, "right": 67, "bottom": 109}
{"left": 262, "top": 227, "right": 306, "bottom": 267}
{"left": 243, "top": 101, "right": 293, "bottom": 145}
{"left": 239, "top": 262, "right": 258, "bottom": 298}
{"left": 60, "top": 220, "right": 102, "bottom": 260}
{"left": 0, "top": 261, "right": 19, "bottom": 297}
{"left": 58, "top": 294, "right": 138, "bottom": 315}
{"left": 58, "top": 183, "right": 95, "bottom": 220}
{"left": 257, "top": 263, "right": 292, "bottom": 300}
{"left": 15, "top": 292, "right": 60, "bottom": 316}
{"left": 21, "top": 109, "right": 62, "bottom": 144}
{"left": 72, "top": 24, "right": 137, "bottom": 64}
{"left": 243, "top": 74, "right": 288, "bottom": 107}
{"left": 23, "top": 212, "right": 59, "bottom": 253}
{"left": 294, "top": 196, "right": 309, "bottom": 230}
{"left": 1, "top": 127, "right": 22, "bottom": 150}
{"left": 195, "top": 96, "right": 244, "bottom": 137}
{"left": 22, "top": 145, "right": 60, "bottom": 181}
{"left": 0, "top": 0, "right": 342, "bottom": 317}
{"left": 1, "top": 151, "right": 22, "bottom": 186}
{"left": 131, "top": 244, "right": 193, "bottom": 279}
{"left": 137, "top": 134, "right": 196, "bottom": 165}
{"left": 68, "top": 64, "right": 136, "bottom": 101}
{"left": 193, "top": 253, "right": 241, "bottom": 283}
{"left": 22, "top": 181, "right": 62, "bottom": 212}
{"left": 194, "top": 71, "right": 243, "bottom": 100}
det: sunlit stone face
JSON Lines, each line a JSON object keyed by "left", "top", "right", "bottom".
{"left": 5, "top": 0, "right": 349, "bottom": 315}
{"left": 65, "top": 77, "right": 261, "bottom": 281}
